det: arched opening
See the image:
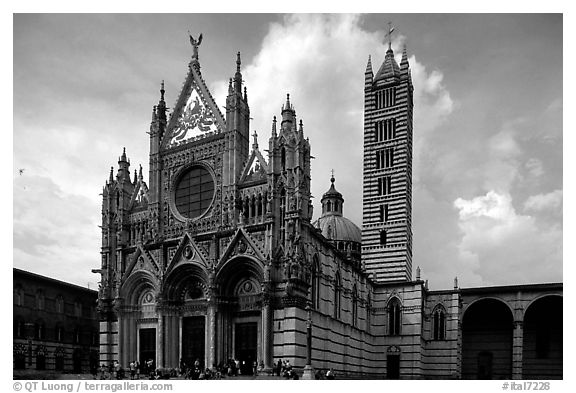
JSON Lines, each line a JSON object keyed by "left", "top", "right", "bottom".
{"left": 216, "top": 256, "right": 264, "bottom": 375}
{"left": 522, "top": 295, "right": 562, "bottom": 379}
{"left": 387, "top": 297, "right": 401, "bottom": 336}
{"left": 333, "top": 273, "right": 341, "bottom": 319}
{"left": 432, "top": 305, "right": 446, "bottom": 340}
{"left": 311, "top": 256, "right": 320, "bottom": 310}
{"left": 462, "top": 298, "right": 513, "bottom": 379}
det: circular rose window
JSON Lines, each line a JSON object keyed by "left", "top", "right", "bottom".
{"left": 174, "top": 165, "right": 215, "bottom": 219}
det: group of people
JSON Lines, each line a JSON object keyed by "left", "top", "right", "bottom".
{"left": 98, "top": 359, "right": 158, "bottom": 380}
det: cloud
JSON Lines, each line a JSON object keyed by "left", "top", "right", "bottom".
{"left": 453, "top": 190, "right": 562, "bottom": 285}
{"left": 210, "top": 14, "right": 454, "bottom": 227}
{"left": 13, "top": 174, "right": 100, "bottom": 288}
{"left": 524, "top": 189, "right": 563, "bottom": 213}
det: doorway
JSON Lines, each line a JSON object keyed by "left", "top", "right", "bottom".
{"left": 182, "top": 316, "right": 205, "bottom": 369}
{"left": 235, "top": 322, "right": 257, "bottom": 375}
{"left": 139, "top": 328, "right": 156, "bottom": 367}
{"left": 387, "top": 355, "right": 400, "bottom": 379}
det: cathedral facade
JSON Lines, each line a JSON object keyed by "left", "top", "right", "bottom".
{"left": 95, "top": 36, "right": 562, "bottom": 379}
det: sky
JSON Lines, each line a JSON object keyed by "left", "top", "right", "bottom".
{"left": 12, "top": 13, "right": 563, "bottom": 291}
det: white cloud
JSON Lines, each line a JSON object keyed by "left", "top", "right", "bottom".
{"left": 453, "top": 190, "right": 562, "bottom": 285}
{"left": 524, "top": 189, "right": 563, "bottom": 213}
{"left": 525, "top": 158, "right": 544, "bottom": 178}
{"left": 211, "top": 14, "right": 454, "bottom": 226}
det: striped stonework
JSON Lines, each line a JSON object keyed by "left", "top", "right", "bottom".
{"left": 362, "top": 47, "right": 414, "bottom": 283}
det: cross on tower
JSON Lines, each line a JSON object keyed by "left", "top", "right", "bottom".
{"left": 385, "top": 22, "right": 395, "bottom": 49}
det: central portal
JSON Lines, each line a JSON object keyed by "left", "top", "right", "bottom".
{"left": 235, "top": 322, "right": 257, "bottom": 375}
{"left": 182, "top": 316, "right": 205, "bottom": 369}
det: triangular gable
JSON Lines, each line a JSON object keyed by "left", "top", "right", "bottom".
{"left": 239, "top": 149, "right": 269, "bottom": 185}
{"left": 123, "top": 244, "right": 161, "bottom": 280}
{"left": 128, "top": 181, "right": 149, "bottom": 210}
{"left": 161, "top": 65, "right": 225, "bottom": 149}
{"left": 164, "top": 232, "right": 209, "bottom": 276}
{"left": 218, "top": 228, "right": 265, "bottom": 267}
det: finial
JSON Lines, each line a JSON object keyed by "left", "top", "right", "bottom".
{"left": 272, "top": 116, "right": 277, "bottom": 135}
{"left": 236, "top": 51, "right": 241, "bottom": 72}
{"left": 160, "top": 80, "right": 165, "bottom": 100}
{"left": 416, "top": 266, "right": 421, "bottom": 280}
{"left": 244, "top": 86, "right": 248, "bottom": 102}
{"left": 139, "top": 164, "right": 143, "bottom": 180}
{"left": 252, "top": 130, "right": 258, "bottom": 149}
{"left": 133, "top": 169, "right": 137, "bottom": 184}
{"left": 109, "top": 166, "right": 114, "bottom": 182}
{"left": 330, "top": 169, "right": 335, "bottom": 184}
{"left": 454, "top": 276, "right": 459, "bottom": 289}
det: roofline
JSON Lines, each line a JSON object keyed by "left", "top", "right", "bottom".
{"left": 13, "top": 268, "right": 98, "bottom": 295}
{"left": 459, "top": 282, "right": 562, "bottom": 295}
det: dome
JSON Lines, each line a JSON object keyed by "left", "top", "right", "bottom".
{"left": 313, "top": 173, "right": 361, "bottom": 244}
{"left": 314, "top": 214, "right": 362, "bottom": 243}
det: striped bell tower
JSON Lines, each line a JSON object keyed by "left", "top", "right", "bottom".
{"left": 361, "top": 31, "right": 414, "bottom": 283}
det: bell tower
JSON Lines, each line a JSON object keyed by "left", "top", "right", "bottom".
{"left": 361, "top": 30, "right": 414, "bottom": 283}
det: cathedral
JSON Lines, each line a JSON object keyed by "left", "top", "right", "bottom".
{"left": 95, "top": 34, "right": 562, "bottom": 379}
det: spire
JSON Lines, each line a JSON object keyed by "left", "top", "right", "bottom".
{"left": 160, "top": 80, "right": 165, "bottom": 102}
{"left": 374, "top": 23, "right": 401, "bottom": 82}
{"left": 244, "top": 86, "right": 248, "bottom": 103}
{"left": 236, "top": 51, "right": 241, "bottom": 73}
{"left": 400, "top": 45, "right": 409, "bottom": 71}
{"left": 234, "top": 52, "right": 242, "bottom": 93}
{"left": 366, "top": 55, "right": 373, "bottom": 75}
{"left": 271, "top": 116, "right": 277, "bottom": 137}
{"left": 133, "top": 169, "right": 138, "bottom": 184}
{"left": 120, "top": 147, "right": 127, "bottom": 163}
{"left": 298, "top": 119, "right": 304, "bottom": 139}
{"left": 281, "top": 94, "right": 296, "bottom": 132}
{"left": 109, "top": 166, "right": 114, "bottom": 183}
{"left": 138, "top": 164, "right": 143, "bottom": 181}
{"left": 252, "top": 130, "right": 258, "bottom": 150}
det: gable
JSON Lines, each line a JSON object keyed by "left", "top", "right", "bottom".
{"left": 162, "top": 66, "right": 225, "bottom": 149}
{"left": 239, "top": 149, "right": 269, "bottom": 185}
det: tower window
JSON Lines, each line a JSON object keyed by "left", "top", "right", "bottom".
{"left": 377, "top": 148, "right": 394, "bottom": 169}
{"left": 374, "top": 118, "right": 396, "bottom": 142}
{"left": 376, "top": 88, "right": 397, "bottom": 109}
{"left": 377, "top": 176, "right": 392, "bottom": 195}
{"left": 380, "top": 230, "right": 387, "bottom": 246}
{"left": 380, "top": 204, "right": 389, "bottom": 222}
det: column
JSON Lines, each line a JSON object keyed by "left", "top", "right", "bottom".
{"left": 261, "top": 295, "right": 272, "bottom": 373}
{"left": 207, "top": 303, "right": 217, "bottom": 369}
{"left": 512, "top": 320, "right": 523, "bottom": 379}
{"left": 157, "top": 313, "right": 164, "bottom": 369}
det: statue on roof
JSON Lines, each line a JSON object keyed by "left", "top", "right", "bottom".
{"left": 189, "top": 32, "right": 203, "bottom": 60}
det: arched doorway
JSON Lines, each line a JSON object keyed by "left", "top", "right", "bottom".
{"left": 162, "top": 263, "right": 210, "bottom": 371}
{"left": 462, "top": 298, "right": 513, "bottom": 379}
{"left": 216, "top": 256, "right": 264, "bottom": 376}
{"left": 522, "top": 295, "right": 562, "bottom": 379}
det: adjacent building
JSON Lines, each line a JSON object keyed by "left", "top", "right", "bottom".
{"left": 13, "top": 268, "right": 99, "bottom": 375}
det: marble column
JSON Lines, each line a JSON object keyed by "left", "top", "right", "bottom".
{"left": 261, "top": 296, "right": 272, "bottom": 372}
{"left": 207, "top": 302, "right": 217, "bottom": 368}
{"left": 157, "top": 313, "right": 164, "bottom": 369}
{"left": 512, "top": 320, "right": 523, "bottom": 379}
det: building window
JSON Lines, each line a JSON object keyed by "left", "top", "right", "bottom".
{"left": 174, "top": 165, "right": 215, "bottom": 219}
{"left": 36, "top": 290, "right": 45, "bottom": 310}
{"left": 388, "top": 298, "right": 401, "bottom": 336}
{"left": 14, "top": 285, "right": 23, "bottom": 306}
{"left": 35, "top": 323, "right": 45, "bottom": 340}
{"left": 377, "top": 176, "right": 392, "bottom": 195}
{"left": 13, "top": 320, "right": 24, "bottom": 338}
{"left": 56, "top": 295, "right": 64, "bottom": 314}
{"left": 366, "top": 295, "right": 372, "bottom": 333}
{"left": 380, "top": 230, "right": 387, "bottom": 246}
{"left": 55, "top": 326, "right": 64, "bottom": 343}
{"left": 333, "top": 273, "right": 341, "bottom": 319}
{"left": 380, "top": 204, "right": 389, "bottom": 222}
{"left": 74, "top": 327, "right": 81, "bottom": 344}
{"left": 432, "top": 306, "right": 446, "bottom": 340}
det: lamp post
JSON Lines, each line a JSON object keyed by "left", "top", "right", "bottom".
{"left": 302, "top": 304, "right": 315, "bottom": 379}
